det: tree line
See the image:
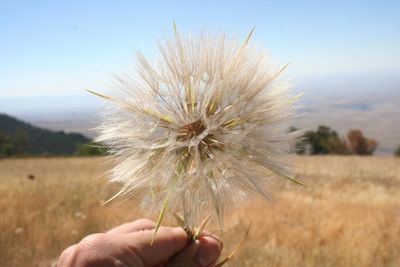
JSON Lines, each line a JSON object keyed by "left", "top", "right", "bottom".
{"left": 0, "top": 130, "right": 28, "bottom": 157}
{"left": 1, "top": 123, "right": 400, "bottom": 157}
{"left": 0, "top": 129, "right": 104, "bottom": 158}
{"left": 0, "top": 114, "right": 104, "bottom": 158}
{"left": 291, "top": 125, "right": 387, "bottom": 155}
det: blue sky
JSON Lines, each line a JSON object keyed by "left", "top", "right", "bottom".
{"left": 1, "top": 0, "right": 399, "bottom": 97}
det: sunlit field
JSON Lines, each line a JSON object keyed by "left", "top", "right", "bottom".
{"left": 1, "top": 156, "right": 399, "bottom": 267}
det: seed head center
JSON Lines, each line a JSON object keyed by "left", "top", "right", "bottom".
{"left": 177, "top": 119, "right": 206, "bottom": 141}
{"left": 176, "top": 119, "right": 223, "bottom": 160}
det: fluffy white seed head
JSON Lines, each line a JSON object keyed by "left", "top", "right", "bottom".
{"left": 96, "top": 28, "right": 297, "bottom": 231}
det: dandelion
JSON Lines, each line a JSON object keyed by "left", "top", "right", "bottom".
{"left": 92, "top": 25, "right": 301, "bottom": 243}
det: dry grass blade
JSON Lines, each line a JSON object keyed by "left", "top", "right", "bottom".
{"left": 86, "top": 88, "right": 113, "bottom": 100}
{"left": 151, "top": 195, "right": 170, "bottom": 245}
{"left": 194, "top": 213, "right": 213, "bottom": 240}
{"left": 243, "top": 27, "right": 255, "bottom": 46}
{"left": 283, "top": 175, "right": 305, "bottom": 186}
{"left": 215, "top": 221, "right": 252, "bottom": 267}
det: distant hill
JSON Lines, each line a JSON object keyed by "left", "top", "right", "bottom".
{"left": 0, "top": 113, "right": 90, "bottom": 155}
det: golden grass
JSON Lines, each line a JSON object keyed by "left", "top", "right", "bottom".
{"left": 0, "top": 156, "right": 399, "bottom": 267}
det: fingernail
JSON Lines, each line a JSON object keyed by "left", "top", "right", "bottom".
{"left": 196, "top": 236, "right": 221, "bottom": 266}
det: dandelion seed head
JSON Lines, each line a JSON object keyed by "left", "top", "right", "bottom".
{"left": 96, "top": 28, "right": 297, "bottom": 231}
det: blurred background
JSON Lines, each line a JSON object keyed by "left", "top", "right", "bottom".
{"left": 1, "top": 0, "right": 399, "bottom": 155}
{"left": 1, "top": 1, "right": 399, "bottom": 267}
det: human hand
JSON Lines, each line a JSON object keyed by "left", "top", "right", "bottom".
{"left": 57, "top": 219, "right": 222, "bottom": 267}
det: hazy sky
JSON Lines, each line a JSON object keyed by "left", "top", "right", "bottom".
{"left": 1, "top": 0, "right": 399, "bottom": 97}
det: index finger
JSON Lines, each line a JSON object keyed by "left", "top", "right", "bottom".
{"left": 116, "top": 226, "right": 189, "bottom": 266}
{"left": 107, "top": 219, "right": 156, "bottom": 234}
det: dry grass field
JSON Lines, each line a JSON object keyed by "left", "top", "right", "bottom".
{"left": 1, "top": 156, "right": 399, "bottom": 267}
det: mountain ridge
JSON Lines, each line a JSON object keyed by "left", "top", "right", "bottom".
{"left": 0, "top": 113, "right": 90, "bottom": 155}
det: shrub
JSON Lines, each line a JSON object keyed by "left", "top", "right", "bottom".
{"left": 347, "top": 129, "right": 377, "bottom": 155}
{"left": 305, "top": 126, "right": 349, "bottom": 155}
{"left": 395, "top": 145, "right": 400, "bottom": 156}
{"left": 75, "top": 142, "right": 106, "bottom": 156}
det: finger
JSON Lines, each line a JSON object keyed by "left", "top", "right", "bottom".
{"left": 165, "top": 235, "right": 222, "bottom": 267}
{"left": 71, "top": 227, "right": 188, "bottom": 267}
{"left": 107, "top": 219, "right": 156, "bottom": 234}
{"left": 117, "top": 226, "right": 189, "bottom": 266}
{"left": 57, "top": 244, "right": 79, "bottom": 266}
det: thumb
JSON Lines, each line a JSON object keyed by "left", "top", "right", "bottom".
{"left": 121, "top": 227, "right": 189, "bottom": 266}
{"left": 165, "top": 235, "right": 222, "bottom": 267}
{"left": 58, "top": 226, "right": 189, "bottom": 267}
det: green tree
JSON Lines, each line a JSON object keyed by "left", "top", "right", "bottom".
{"left": 75, "top": 142, "right": 106, "bottom": 156}
{"left": 395, "top": 145, "right": 400, "bottom": 156}
{"left": 305, "top": 126, "right": 349, "bottom": 155}
{"left": 0, "top": 130, "right": 14, "bottom": 157}
{"left": 12, "top": 131, "right": 29, "bottom": 156}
